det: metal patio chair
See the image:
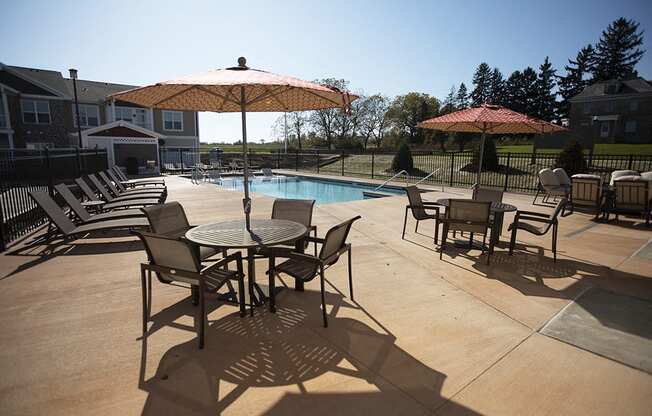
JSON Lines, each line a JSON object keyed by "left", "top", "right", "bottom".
{"left": 508, "top": 198, "right": 567, "bottom": 261}
{"left": 402, "top": 186, "right": 441, "bottom": 244}
{"left": 569, "top": 174, "right": 602, "bottom": 219}
{"left": 74, "top": 177, "right": 158, "bottom": 210}
{"left": 534, "top": 168, "right": 568, "bottom": 205}
{"left": 612, "top": 179, "right": 651, "bottom": 226}
{"left": 271, "top": 198, "right": 318, "bottom": 255}
{"left": 136, "top": 232, "right": 245, "bottom": 349}
{"left": 265, "top": 216, "right": 361, "bottom": 328}
{"left": 87, "top": 174, "right": 164, "bottom": 205}
{"left": 439, "top": 199, "right": 493, "bottom": 265}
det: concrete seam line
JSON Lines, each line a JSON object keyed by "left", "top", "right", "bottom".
{"left": 537, "top": 284, "right": 594, "bottom": 333}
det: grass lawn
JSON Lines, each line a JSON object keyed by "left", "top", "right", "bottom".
{"left": 201, "top": 143, "right": 282, "bottom": 152}
{"left": 497, "top": 144, "right": 652, "bottom": 155}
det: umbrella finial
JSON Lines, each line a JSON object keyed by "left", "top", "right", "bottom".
{"left": 238, "top": 57, "right": 247, "bottom": 68}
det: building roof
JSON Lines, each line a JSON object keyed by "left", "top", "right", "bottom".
{"left": 82, "top": 120, "right": 161, "bottom": 138}
{"left": 62, "top": 78, "right": 138, "bottom": 103}
{"left": 571, "top": 78, "right": 652, "bottom": 101}
{"left": 4, "top": 65, "right": 70, "bottom": 97}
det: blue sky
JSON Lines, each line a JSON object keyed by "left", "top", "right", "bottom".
{"left": 2, "top": 0, "right": 650, "bottom": 143}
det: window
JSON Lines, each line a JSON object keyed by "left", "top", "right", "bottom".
{"left": 625, "top": 121, "right": 637, "bottom": 133}
{"left": 115, "top": 106, "right": 150, "bottom": 128}
{"left": 163, "top": 111, "right": 183, "bottom": 131}
{"left": 74, "top": 104, "right": 100, "bottom": 127}
{"left": 115, "top": 106, "right": 133, "bottom": 123}
{"left": 629, "top": 100, "right": 639, "bottom": 112}
{"left": 600, "top": 121, "right": 610, "bottom": 138}
{"left": 21, "top": 99, "right": 50, "bottom": 124}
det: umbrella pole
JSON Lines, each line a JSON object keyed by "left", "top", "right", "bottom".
{"left": 476, "top": 131, "right": 486, "bottom": 186}
{"left": 240, "top": 86, "right": 251, "bottom": 231}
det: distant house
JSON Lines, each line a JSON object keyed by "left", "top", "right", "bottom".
{"left": 0, "top": 63, "right": 200, "bottom": 173}
{"left": 568, "top": 78, "right": 652, "bottom": 145}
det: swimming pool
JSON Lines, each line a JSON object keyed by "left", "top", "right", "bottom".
{"left": 217, "top": 175, "right": 404, "bottom": 205}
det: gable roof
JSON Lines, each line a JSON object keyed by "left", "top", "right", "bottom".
{"left": 4, "top": 65, "right": 70, "bottom": 97}
{"left": 82, "top": 120, "right": 161, "bottom": 138}
{"left": 571, "top": 78, "right": 652, "bottom": 101}
{"left": 62, "top": 78, "right": 138, "bottom": 103}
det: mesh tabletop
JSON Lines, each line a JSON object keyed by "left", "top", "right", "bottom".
{"left": 185, "top": 219, "right": 308, "bottom": 249}
{"left": 436, "top": 198, "right": 517, "bottom": 213}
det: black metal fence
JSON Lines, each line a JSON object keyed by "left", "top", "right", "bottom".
{"left": 183, "top": 149, "right": 652, "bottom": 193}
{"left": 0, "top": 148, "right": 108, "bottom": 251}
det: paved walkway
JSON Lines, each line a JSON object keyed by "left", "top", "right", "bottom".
{"left": 1, "top": 175, "right": 651, "bottom": 415}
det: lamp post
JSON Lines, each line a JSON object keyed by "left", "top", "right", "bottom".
{"left": 69, "top": 68, "right": 83, "bottom": 148}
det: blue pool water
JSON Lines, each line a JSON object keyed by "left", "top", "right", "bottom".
{"left": 217, "top": 175, "right": 403, "bottom": 205}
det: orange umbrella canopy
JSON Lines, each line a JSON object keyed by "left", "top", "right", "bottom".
{"left": 417, "top": 104, "right": 566, "bottom": 134}
{"left": 110, "top": 57, "right": 356, "bottom": 112}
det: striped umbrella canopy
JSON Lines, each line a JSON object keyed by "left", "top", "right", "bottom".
{"left": 111, "top": 57, "right": 356, "bottom": 230}
{"left": 418, "top": 104, "right": 566, "bottom": 184}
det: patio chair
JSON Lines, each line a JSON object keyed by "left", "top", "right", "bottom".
{"left": 641, "top": 171, "right": 652, "bottom": 181}
{"left": 553, "top": 168, "right": 571, "bottom": 193}
{"left": 107, "top": 168, "right": 165, "bottom": 189}
{"left": 271, "top": 198, "right": 318, "bottom": 255}
{"left": 141, "top": 202, "right": 222, "bottom": 261}
{"left": 98, "top": 172, "right": 166, "bottom": 200}
{"left": 87, "top": 174, "right": 164, "bottom": 204}
{"left": 111, "top": 166, "right": 165, "bottom": 187}
{"left": 28, "top": 191, "right": 149, "bottom": 242}
{"left": 533, "top": 168, "right": 568, "bottom": 205}
{"left": 265, "top": 216, "right": 361, "bottom": 328}
{"left": 612, "top": 179, "right": 651, "bottom": 226}
{"left": 402, "top": 186, "right": 441, "bottom": 244}
{"left": 439, "top": 199, "right": 493, "bottom": 265}
{"left": 136, "top": 232, "right": 245, "bottom": 349}
{"left": 470, "top": 186, "right": 503, "bottom": 239}
{"left": 54, "top": 184, "right": 144, "bottom": 224}
{"left": 74, "top": 178, "right": 159, "bottom": 210}
{"left": 262, "top": 168, "right": 274, "bottom": 178}
{"left": 508, "top": 198, "right": 567, "bottom": 261}
{"left": 163, "top": 163, "right": 181, "bottom": 174}
{"left": 569, "top": 174, "right": 602, "bottom": 219}
{"left": 610, "top": 170, "right": 640, "bottom": 186}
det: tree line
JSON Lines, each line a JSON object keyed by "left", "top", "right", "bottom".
{"left": 271, "top": 17, "right": 645, "bottom": 152}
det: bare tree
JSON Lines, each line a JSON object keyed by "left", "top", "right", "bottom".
{"left": 288, "top": 112, "right": 308, "bottom": 150}
{"left": 309, "top": 78, "right": 349, "bottom": 149}
{"left": 363, "top": 95, "right": 390, "bottom": 148}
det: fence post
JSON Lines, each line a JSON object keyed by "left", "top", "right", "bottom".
{"left": 449, "top": 152, "right": 454, "bottom": 187}
{"left": 371, "top": 151, "right": 375, "bottom": 179}
{"left": 628, "top": 154, "right": 634, "bottom": 170}
{"left": 341, "top": 151, "right": 345, "bottom": 176}
{"left": 178, "top": 148, "right": 183, "bottom": 166}
{"left": 588, "top": 147, "right": 594, "bottom": 169}
{"left": 503, "top": 152, "right": 511, "bottom": 191}
{"left": 316, "top": 150, "right": 320, "bottom": 174}
{"left": 45, "top": 147, "right": 54, "bottom": 196}
{"left": 295, "top": 151, "right": 299, "bottom": 171}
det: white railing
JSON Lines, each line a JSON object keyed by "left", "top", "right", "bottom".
{"left": 415, "top": 168, "right": 444, "bottom": 191}
{"left": 374, "top": 170, "right": 409, "bottom": 191}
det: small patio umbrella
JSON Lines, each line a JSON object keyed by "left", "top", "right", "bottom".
{"left": 417, "top": 104, "right": 567, "bottom": 185}
{"left": 111, "top": 57, "right": 356, "bottom": 230}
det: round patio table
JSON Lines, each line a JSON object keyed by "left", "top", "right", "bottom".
{"left": 435, "top": 198, "right": 517, "bottom": 251}
{"left": 185, "top": 219, "right": 308, "bottom": 307}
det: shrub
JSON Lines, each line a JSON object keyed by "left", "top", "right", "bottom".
{"left": 391, "top": 142, "right": 414, "bottom": 173}
{"left": 556, "top": 140, "right": 587, "bottom": 176}
{"left": 472, "top": 136, "right": 499, "bottom": 171}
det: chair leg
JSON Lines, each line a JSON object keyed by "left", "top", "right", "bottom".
{"left": 509, "top": 226, "right": 517, "bottom": 255}
{"left": 434, "top": 218, "right": 439, "bottom": 245}
{"left": 236, "top": 257, "right": 245, "bottom": 317}
{"left": 198, "top": 280, "right": 206, "bottom": 349}
{"left": 469, "top": 232, "right": 474, "bottom": 248}
{"left": 268, "top": 257, "right": 276, "bottom": 313}
{"left": 415, "top": 220, "right": 419, "bottom": 233}
{"left": 552, "top": 223, "right": 558, "bottom": 262}
{"left": 402, "top": 207, "right": 408, "bottom": 239}
{"left": 319, "top": 266, "right": 328, "bottom": 328}
{"left": 141, "top": 268, "right": 148, "bottom": 335}
{"left": 440, "top": 224, "right": 448, "bottom": 260}
{"left": 313, "top": 227, "right": 318, "bottom": 256}
{"left": 533, "top": 189, "right": 539, "bottom": 205}
{"left": 191, "top": 286, "right": 199, "bottom": 306}
{"left": 348, "top": 247, "right": 354, "bottom": 300}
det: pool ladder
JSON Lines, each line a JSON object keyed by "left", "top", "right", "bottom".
{"left": 415, "top": 168, "right": 444, "bottom": 191}
{"left": 374, "top": 170, "right": 409, "bottom": 191}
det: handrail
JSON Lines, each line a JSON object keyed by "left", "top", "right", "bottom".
{"left": 415, "top": 168, "right": 444, "bottom": 191}
{"left": 375, "top": 170, "right": 408, "bottom": 191}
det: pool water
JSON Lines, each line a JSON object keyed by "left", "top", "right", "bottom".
{"left": 217, "top": 175, "right": 403, "bottom": 205}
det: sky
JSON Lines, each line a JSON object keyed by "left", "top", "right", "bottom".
{"left": 2, "top": 0, "right": 651, "bottom": 143}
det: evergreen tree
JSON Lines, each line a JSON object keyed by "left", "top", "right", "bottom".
{"left": 442, "top": 85, "right": 457, "bottom": 114}
{"left": 456, "top": 82, "right": 469, "bottom": 108}
{"left": 556, "top": 45, "right": 595, "bottom": 120}
{"left": 592, "top": 17, "right": 645, "bottom": 81}
{"left": 489, "top": 68, "right": 505, "bottom": 105}
{"left": 521, "top": 67, "right": 539, "bottom": 117}
{"left": 535, "top": 57, "right": 557, "bottom": 121}
{"left": 471, "top": 62, "right": 492, "bottom": 106}
{"left": 505, "top": 70, "right": 526, "bottom": 113}
{"left": 473, "top": 136, "right": 499, "bottom": 171}
{"left": 391, "top": 142, "right": 414, "bottom": 173}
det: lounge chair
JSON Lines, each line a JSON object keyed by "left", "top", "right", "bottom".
{"left": 87, "top": 174, "right": 164, "bottom": 204}
{"left": 111, "top": 166, "right": 165, "bottom": 187}
{"left": 262, "top": 168, "right": 274, "bottom": 178}
{"left": 75, "top": 177, "right": 160, "bottom": 210}
{"left": 439, "top": 199, "right": 493, "bottom": 265}
{"left": 163, "top": 163, "right": 180, "bottom": 174}
{"left": 107, "top": 168, "right": 165, "bottom": 189}
{"left": 610, "top": 170, "right": 639, "bottom": 186}
{"left": 553, "top": 168, "right": 571, "bottom": 194}
{"left": 98, "top": 171, "right": 166, "bottom": 200}
{"left": 569, "top": 174, "right": 602, "bottom": 219}
{"left": 136, "top": 232, "right": 245, "bottom": 349}
{"left": 508, "top": 198, "right": 567, "bottom": 261}
{"left": 54, "top": 184, "right": 144, "bottom": 224}
{"left": 612, "top": 178, "right": 651, "bottom": 226}
{"left": 265, "top": 216, "right": 361, "bottom": 328}
{"left": 28, "top": 191, "right": 149, "bottom": 242}
{"left": 402, "top": 186, "right": 441, "bottom": 244}
{"left": 534, "top": 168, "right": 568, "bottom": 205}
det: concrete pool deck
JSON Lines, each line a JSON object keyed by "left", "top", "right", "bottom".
{"left": 1, "top": 174, "right": 651, "bottom": 415}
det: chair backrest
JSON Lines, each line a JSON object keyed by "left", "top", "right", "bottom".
{"left": 28, "top": 191, "right": 77, "bottom": 235}
{"left": 319, "top": 216, "right": 361, "bottom": 264}
{"left": 141, "top": 202, "right": 190, "bottom": 237}
{"left": 74, "top": 177, "right": 98, "bottom": 200}
{"left": 641, "top": 171, "right": 652, "bottom": 181}
{"left": 54, "top": 183, "right": 91, "bottom": 222}
{"left": 87, "top": 174, "right": 114, "bottom": 201}
{"left": 135, "top": 232, "right": 200, "bottom": 284}
{"left": 98, "top": 171, "right": 122, "bottom": 197}
{"left": 405, "top": 186, "right": 429, "bottom": 220}
{"left": 262, "top": 168, "right": 273, "bottom": 177}
{"left": 106, "top": 170, "right": 128, "bottom": 192}
{"left": 538, "top": 168, "right": 561, "bottom": 189}
{"left": 570, "top": 175, "right": 601, "bottom": 205}
{"left": 553, "top": 168, "right": 571, "bottom": 187}
{"left": 272, "top": 199, "right": 315, "bottom": 229}
{"left": 614, "top": 179, "right": 650, "bottom": 209}
{"left": 446, "top": 199, "right": 491, "bottom": 234}
{"left": 610, "top": 170, "right": 639, "bottom": 186}
{"left": 112, "top": 166, "right": 128, "bottom": 181}
{"left": 550, "top": 198, "right": 568, "bottom": 220}
{"left": 472, "top": 187, "right": 503, "bottom": 203}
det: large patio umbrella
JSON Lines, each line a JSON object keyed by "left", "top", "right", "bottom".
{"left": 111, "top": 57, "right": 355, "bottom": 230}
{"left": 417, "top": 104, "right": 567, "bottom": 185}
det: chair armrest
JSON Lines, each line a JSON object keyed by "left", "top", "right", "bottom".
{"left": 305, "top": 235, "right": 326, "bottom": 244}
{"left": 515, "top": 215, "right": 553, "bottom": 224}
{"left": 516, "top": 210, "right": 550, "bottom": 218}
{"left": 407, "top": 204, "right": 440, "bottom": 213}
{"left": 262, "top": 246, "right": 322, "bottom": 265}
{"left": 202, "top": 251, "right": 242, "bottom": 273}
{"left": 141, "top": 263, "right": 201, "bottom": 281}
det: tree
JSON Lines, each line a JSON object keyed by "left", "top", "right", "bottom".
{"left": 288, "top": 112, "right": 308, "bottom": 150}
{"left": 505, "top": 70, "right": 526, "bottom": 113}
{"left": 535, "top": 57, "right": 557, "bottom": 121}
{"left": 454, "top": 132, "right": 474, "bottom": 151}
{"left": 471, "top": 62, "right": 492, "bottom": 106}
{"left": 472, "top": 136, "right": 498, "bottom": 171}
{"left": 556, "top": 140, "right": 587, "bottom": 177}
{"left": 489, "top": 68, "right": 506, "bottom": 105}
{"left": 442, "top": 85, "right": 457, "bottom": 114}
{"left": 309, "top": 78, "right": 349, "bottom": 149}
{"left": 456, "top": 82, "right": 469, "bottom": 108}
{"left": 521, "top": 67, "right": 539, "bottom": 116}
{"left": 556, "top": 44, "right": 595, "bottom": 120}
{"left": 360, "top": 94, "right": 390, "bottom": 148}
{"left": 386, "top": 92, "right": 440, "bottom": 144}
{"left": 592, "top": 17, "right": 645, "bottom": 81}
{"left": 391, "top": 142, "right": 414, "bottom": 173}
